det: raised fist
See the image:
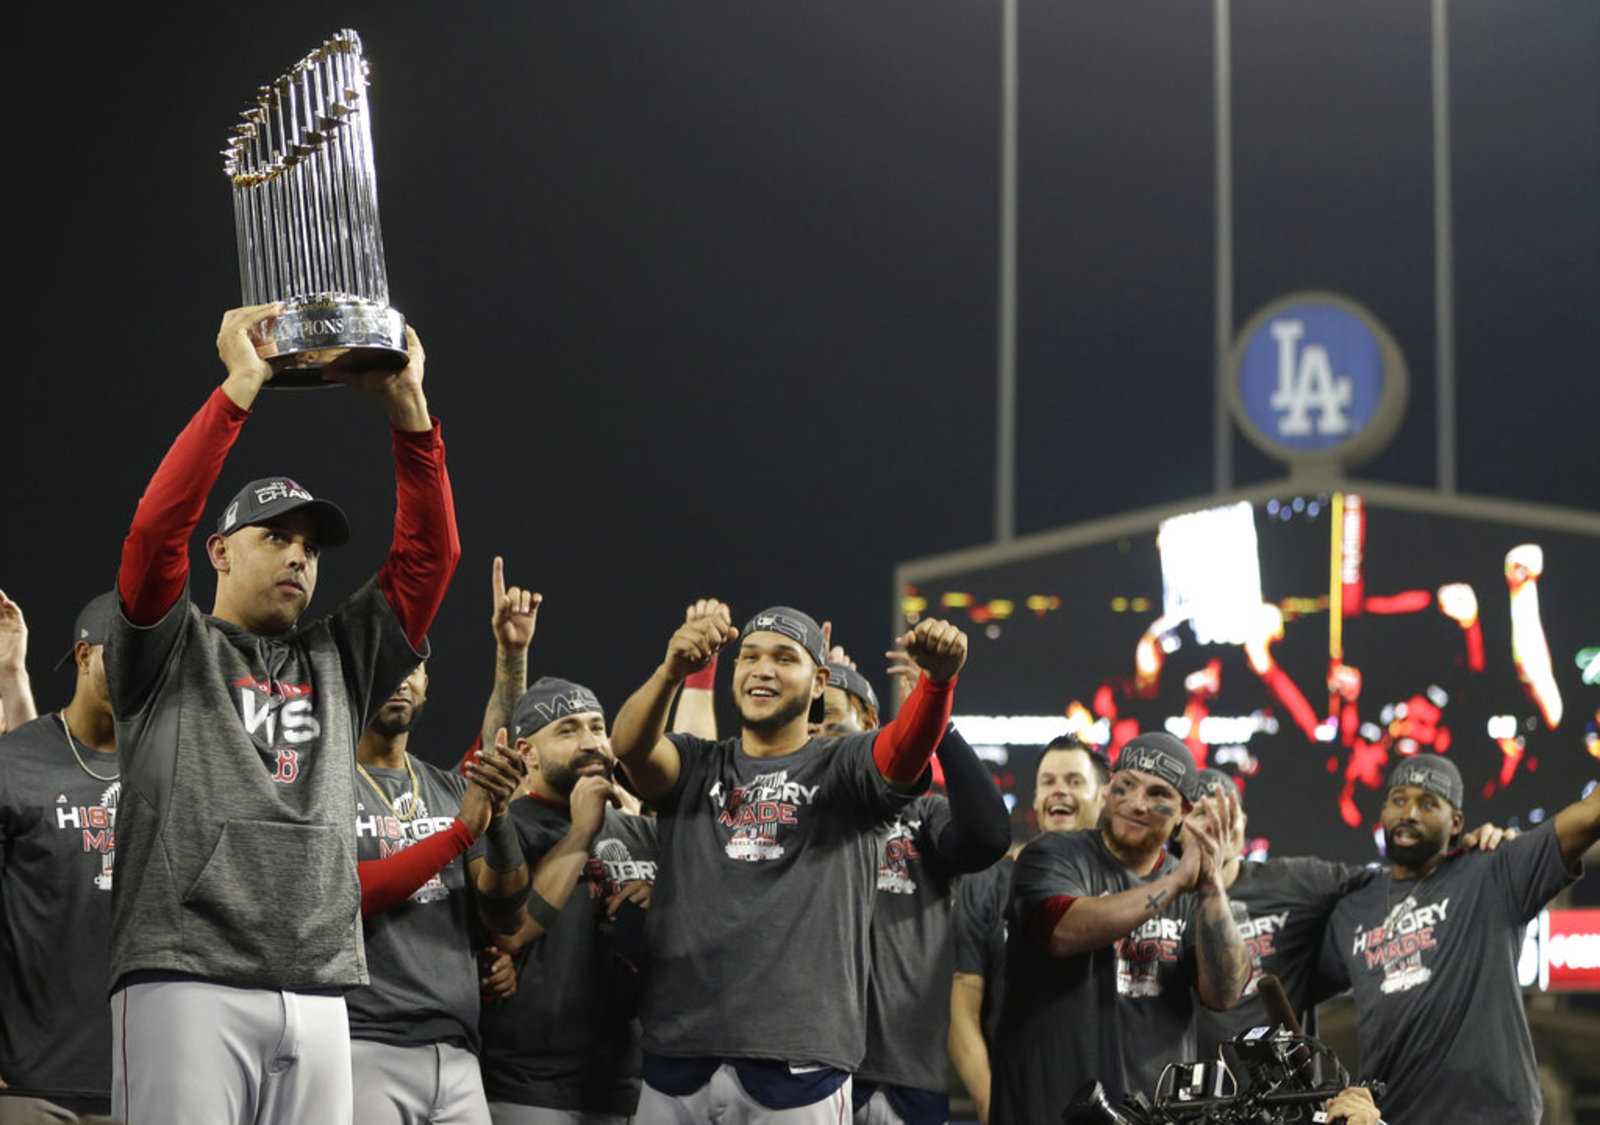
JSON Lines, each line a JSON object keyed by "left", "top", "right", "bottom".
{"left": 895, "top": 618, "right": 968, "bottom": 684}
{"left": 663, "top": 599, "right": 738, "bottom": 682}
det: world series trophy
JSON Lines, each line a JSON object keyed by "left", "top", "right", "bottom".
{"left": 222, "top": 30, "right": 405, "bottom": 387}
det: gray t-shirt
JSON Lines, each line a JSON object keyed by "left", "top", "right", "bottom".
{"left": 859, "top": 793, "right": 957, "bottom": 1093}
{"left": 992, "top": 830, "right": 1203, "bottom": 1124}
{"left": 1193, "top": 856, "right": 1368, "bottom": 1060}
{"left": 103, "top": 578, "right": 422, "bottom": 990}
{"left": 480, "top": 799, "right": 659, "bottom": 1115}
{"left": 1318, "top": 824, "right": 1578, "bottom": 1125}
{"left": 640, "top": 731, "right": 917, "bottom": 1072}
{"left": 346, "top": 756, "right": 485, "bottom": 1051}
{"left": 0, "top": 714, "right": 120, "bottom": 1101}
{"left": 953, "top": 855, "right": 1014, "bottom": 1051}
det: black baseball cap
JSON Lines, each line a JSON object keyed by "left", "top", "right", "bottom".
{"left": 55, "top": 591, "right": 118, "bottom": 670}
{"left": 1115, "top": 732, "right": 1203, "bottom": 803}
{"left": 826, "top": 662, "right": 880, "bottom": 715}
{"left": 216, "top": 477, "right": 350, "bottom": 548}
{"left": 512, "top": 677, "right": 606, "bottom": 740}
{"left": 1384, "top": 754, "right": 1464, "bottom": 811}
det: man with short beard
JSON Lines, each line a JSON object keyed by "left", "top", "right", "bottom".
{"left": 1318, "top": 754, "right": 1600, "bottom": 1125}
{"left": 347, "top": 660, "right": 530, "bottom": 1125}
{"left": 479, "top": 678, "right": 659, "bottom": 1124}
{"left": 949, "top": 735, "right": 1109, "bottom": 1124}
{"left": 610, "top": 601, "right": 966, "bottom": 1122}
{"left": 990, "top": 733, "right": 1249, "bottom": 1123}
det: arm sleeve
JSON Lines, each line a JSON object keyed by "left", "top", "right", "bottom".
{"left": 118, "top": 387, "right": 250, "bottom": 626}
{"left": 1315, "top": 910, "right": 1353, "bottom": 995}
{"left": 872, "top": 672, "right": 956, "bottom": 785}
{"left": 358, "top": 819, "right": 475, "bottom": 916}
{"left": 929, "top": 726, "right": 1011, "bottom": 874}
{"left": 1491, "top": 822, "right": 1580, "bottom": 924}
{"left": 375, "top": 422, "right": 462, "bottom": 651}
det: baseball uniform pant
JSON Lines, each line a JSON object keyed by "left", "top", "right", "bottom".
{"left": 487, "top": 1104, "right": 630, "bottom": 1124}
{"left": 637, "top": 1066, "right": 852, "bottom": 1124}
{"left": 352, "top": 1039, "right": 491, "bottom": 1125}
{"left": 111, "top": 978, "right": 352, "bottom": 1125}
{"left": 852, "top": 1090, "right": 909, "bottom": 1125}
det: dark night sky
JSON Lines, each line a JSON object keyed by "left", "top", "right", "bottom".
{"left": 11, "top": 2, "right": 1597, "bottom": 768}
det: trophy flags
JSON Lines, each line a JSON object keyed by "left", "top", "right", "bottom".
{"left": 223, "top": 30, "right": 406, "bottom": 387}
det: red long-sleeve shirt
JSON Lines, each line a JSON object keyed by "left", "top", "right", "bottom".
{"left": 872, "top": 672, "right": 957, "bottom": 785}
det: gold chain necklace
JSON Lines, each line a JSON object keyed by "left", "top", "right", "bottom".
{"left": 357, "top": 754, "right": 421, "bottom": 823}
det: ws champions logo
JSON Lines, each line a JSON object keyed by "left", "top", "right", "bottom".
{"left": 708, "top": 770, "right": 820, "bottom": 862}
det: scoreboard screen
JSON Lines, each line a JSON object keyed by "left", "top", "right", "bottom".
{"left": 898, "top": 486, "right": 1600, "bottom": 862}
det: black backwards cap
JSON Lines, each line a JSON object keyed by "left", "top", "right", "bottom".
{"left": 55, "top": 591, "right": 118, "bottom": 670}
{"left": 217, "top": 477, "right": 351, "bottom": 548}
{"left": 512, "top": 677, "right": 606, "bottom": 739}
{"left": 826, "top": 663, "right": 880, "bottom": 716}
{"left": 1384, "top": 754, "right": 1464, "bottom": 811}
{"left": 1115, "top": 732, "right": 1203, "bottom": 803}
{"left": 739, "top": 606, "right": 827, "bottom": 666}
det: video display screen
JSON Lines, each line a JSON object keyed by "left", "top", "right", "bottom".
{"left": 902, "top": 490, "right": 1600, "bottom": 862}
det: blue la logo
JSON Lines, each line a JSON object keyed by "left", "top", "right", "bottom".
{"left": 1230, "top": 294, "right": 1406, "bottom": 465}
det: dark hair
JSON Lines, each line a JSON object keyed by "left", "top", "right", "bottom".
{"left": 1042, "top": 735, "right": 1111, "bottom": 788}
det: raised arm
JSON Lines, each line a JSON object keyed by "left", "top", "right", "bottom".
{"left": 930, "top": 727, "right": 1010, "bottom": 873}
{"left": 481, "top": 556, "right": 539, "bottom": 747}
{"left": 0, "top": 591, "right": 36, "bottom": 731}
{"left": 120, "top": 305, "right": 281, "bottom": 625}
{"left": 332, "top": 329, "right": 461, "bottom": 649}
{"left": 670, "top": 601, "right": 723, "bottom": 741}
{"left": 491, "top": 776, "right": 618, "bottom": 955}
{"left": 1186, "top": 793, "right": 1251, "bottom": 1010}
{"left": 614, "top": 600, "right": 737, "bottom": 801}
{"left": 1554, "top": 783, "right": 1600, "bottom": 868}
{"left": 870, "top": 618, "right": 967, "bottom": 786}
{"left": 470, "top": 729, "right": 534, "bottom": 935}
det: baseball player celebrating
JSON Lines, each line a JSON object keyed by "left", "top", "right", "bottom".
{"left": 103, "top": 304, "right": 461, "bottom": 1125}
{"left": 610, "top": 601, "right": 966, "bottom": 1123}
{"left": 816, "top": 658, "right": 1009, "bottom": 1125}
{"left": 0, "top": 594, "right": 119, "bottom": 1116}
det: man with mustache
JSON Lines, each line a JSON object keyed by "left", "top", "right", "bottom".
{"left": 948, "top": 735, "right": 1110, "bottom": 1124}
{"left": 347, "top": 659, "right": 530, "bottom": 1125}
{"left": 104, "top": 305, "right": 460, "bottom": 1124}
{"left": 990, "top": 732, "right": 1249, "bottom": 1123}
{"left": 1318, "top": 754, "right": 1600, "bottom": 1125}
{"left": 479, "top": 678, "right": 659, "bottom": 1124}
{"left": 611, "top": 601, "right": 966, "bottom": 1122}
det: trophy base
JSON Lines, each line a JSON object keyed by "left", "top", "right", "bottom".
{"left": 251, "top": 297, "right": 408, "bottom": 389}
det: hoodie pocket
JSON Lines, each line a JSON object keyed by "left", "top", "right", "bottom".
{"left": 183, "top": 819, "right": 356, "bottom": 981}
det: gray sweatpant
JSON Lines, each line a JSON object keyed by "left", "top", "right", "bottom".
{"left": 111, "top": 978, "right": 352, "bottom": 1125}
{"left": 636, "top": 1067, "right": 852, "bottom": 1124}
{"left": 352, "top": 1039, "right": 490, "bottom": 1125}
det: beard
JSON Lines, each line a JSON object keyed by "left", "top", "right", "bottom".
{"left": 371, "top": 698, "right": 425, "bottom": 737}
{"left": 543, "top": 749, "right": 612, "bottom": 796}
{"left": 738, "top": 691, "right": 812, "bottom": 734}
{"left": 1383, "top": 822, "right": 1446, "bottom": 868}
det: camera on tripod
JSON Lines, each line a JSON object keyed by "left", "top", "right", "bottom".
{"left": 1064, "top": 975, "right": 1384, "bottom": 1124}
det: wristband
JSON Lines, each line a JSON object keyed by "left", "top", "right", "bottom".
{"left": 684, "top": 653, "right": 718, "bottom": 691}
{"left": 527, "top": 888, "right": 562, "bottom": 931}
{"left": 483, "top": 812, "right": 524, "bottom": 873}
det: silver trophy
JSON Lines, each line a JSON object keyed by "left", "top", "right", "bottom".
{"left": 223, "top": 30, "right": 405, "bottom": 387}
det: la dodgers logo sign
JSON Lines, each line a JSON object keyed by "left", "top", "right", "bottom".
{"left": 1228, "top": 292, "right": 1408, "bottom": 468}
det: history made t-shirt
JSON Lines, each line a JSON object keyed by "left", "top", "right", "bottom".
{"left": 0, "top": 714, "right": 120, "bottom": 1104}
{"left": 1194, "top": 856, "right": 1370, "bottom": 1059}
{"left": 480, "top": 799, "right": 658, "bottom": 1116}
{"left": 859, "top": 793, "right": 958, "bottom": 1095}
{"left": 991, "top": 830, "right": 1204, "bottom": 1125}
{"left": 640, "top": 731, "right": 919, "bottom": 1073}
{"left": 1318, "top": 824, "right": 1579, "bottom": 1125}
{"left": 346, "top": 756, "right": 486, "bottom": 1052}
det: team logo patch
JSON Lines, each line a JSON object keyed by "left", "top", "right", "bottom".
{"left": 1352, "top": 893, "right": 1447, "bottom": 994}
{"left": 709, "top": 770, "right": 819, "bottom": 863}
{"left": 877, "top": 816, "right": 922, "bottom": 894}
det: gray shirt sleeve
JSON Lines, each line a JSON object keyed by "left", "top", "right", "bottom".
{"left": 327, "top": 577, "right": 428, "bottom": 730}
{"left": 104, "top": 589, "right": 191, "bottom": 717}
{"left": 1490, "top": 821, "right": 1578, "bottom": 924}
